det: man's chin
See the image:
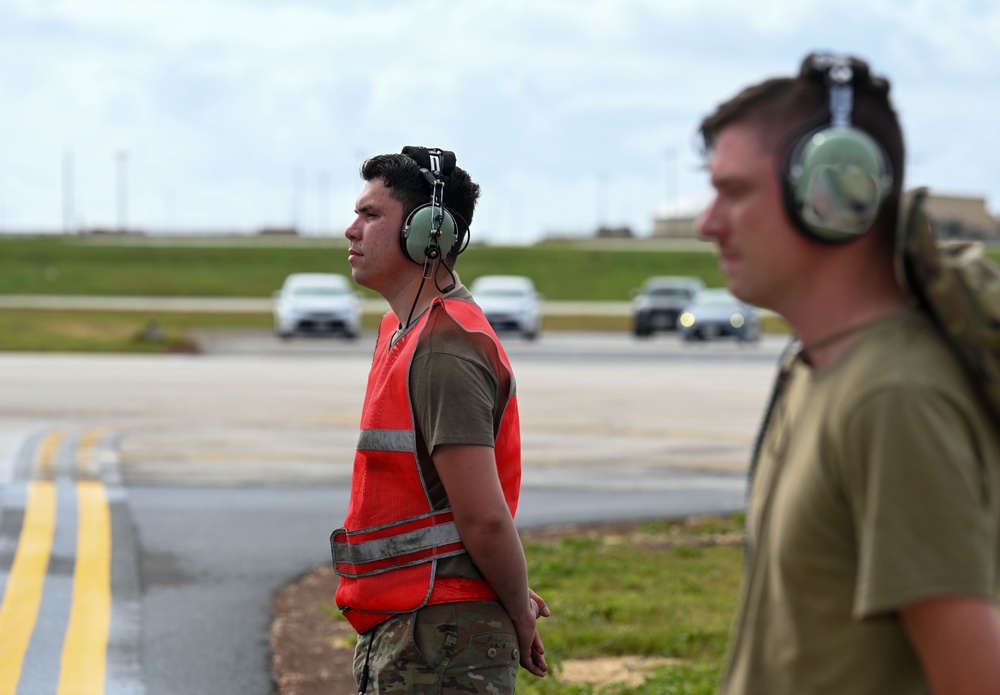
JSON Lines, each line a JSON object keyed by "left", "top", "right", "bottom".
{"left": 725, "top": 280, "right": 755, "bottom": 305}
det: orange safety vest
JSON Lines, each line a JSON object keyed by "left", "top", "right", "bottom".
{"left": 331, "top": 297, "right": 522, "bottom": 633}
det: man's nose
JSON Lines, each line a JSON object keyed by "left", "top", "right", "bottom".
{"left": 696, "top": 199, "right": 723, "bottom": 241}
{"left": 344, "top": 217, "right": 360, "bottom": 240}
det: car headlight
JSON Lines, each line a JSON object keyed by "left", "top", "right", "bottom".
{"left": 679, "top": 312, "right": 695, "bottom": 328}
{"left": 730, "top": 313, "right": 745, "bottom": 328}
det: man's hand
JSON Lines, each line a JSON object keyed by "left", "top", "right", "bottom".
{"left": 519, "top": 588, "right": 550, "bottom": 676}
{"left": 511, "top": 602, "right": 547, "bottom": 677}
{"left": 530, "top": 587, "right": 551, "bottom": 618}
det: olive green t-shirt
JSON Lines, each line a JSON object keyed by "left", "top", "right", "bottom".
{"left": 722, "top": 308, "right": 1000, "bottom": 695}
{"left": 390, "top": 287, "right": 513, "bottom": 579}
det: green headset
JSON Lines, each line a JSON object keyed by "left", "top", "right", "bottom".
{"left": 782, "top": 54, "right": 894, "bottom": 243}
{"left": 399, "top": 146, "right": 465, "bottom": 264}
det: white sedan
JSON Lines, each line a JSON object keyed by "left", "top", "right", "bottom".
{"left": 469, "top": 275, "right": 542, "bottom": 340}
{"left": 273, "top": 273, "right": 361, "bottom": 339}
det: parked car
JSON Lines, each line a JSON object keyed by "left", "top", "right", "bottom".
{"left": 677, "top": 288, "right": 762, "bottom": 343}
{"left": 273, "top": 273, "right": 361, "bottom": 339}
{"left": 469, "top": 275, "right": 542, "bottom": 340}
{"left": 631, "top": 276, "right": 706, "bottom": 337}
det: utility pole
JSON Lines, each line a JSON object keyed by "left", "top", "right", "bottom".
{"left": 662, "top": 147, "right": 682, "bottom": 236}
{"left": 292, "top": 167, "right": 302, "bottom": 233}
{"left": 596, "top": 170, "right": 608, "bottom": 231}
{"left": 116, "top": 150, "right": 128, "bottom": 232}
{"left": 63, "top": 149, "right": 75, "bottom": 234}
{"left": 318, "top": 171, "right": 330, "bottom": 235}
{"left": 665, "top": 147, "right": 678, "bottom": 217}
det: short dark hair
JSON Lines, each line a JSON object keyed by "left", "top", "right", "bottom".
{"left": 360, "top": 152, "right": 481, "bottom": 239}
{"left": 698, "top": 53, "right": 905, "bottom": 249}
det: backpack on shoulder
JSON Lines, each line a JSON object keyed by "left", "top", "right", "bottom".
{"left": 896, "top": 187, "right": 1000, "bottom": 427}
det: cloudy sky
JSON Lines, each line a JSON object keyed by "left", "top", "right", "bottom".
{"left": 1, "top": 0, "right": 997, "bottom": 243}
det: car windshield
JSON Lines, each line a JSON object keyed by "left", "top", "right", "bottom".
{"left": 648, "top": 287, "right": 692, "bottom": 298}
{"left": 699, "top": 298, "right": 736, "bottom": 307}
{"left": 292, "top": 286, "right": 347, "bottom": 296}
{"left": 477, "top": 288, "right": 528, "bottom": 298}
{"left": 693, "top": 292, "right": 739, "bottom": 308}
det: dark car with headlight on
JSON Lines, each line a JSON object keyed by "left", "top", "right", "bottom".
{"left": 631, "top": 275, "right": 705, "bottom": 337}
{"left": 677, "top": 288, "right": 761, "bottom": 343}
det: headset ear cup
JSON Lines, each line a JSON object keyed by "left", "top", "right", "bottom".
{"left": 400, "top": 205, "right": 458, "bottom": 264}
{"left": 784, "top": 126, "right": 891, "bottom": 243}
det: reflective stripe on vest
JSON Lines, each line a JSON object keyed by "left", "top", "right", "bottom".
{"left": 331, "top": 508, "right": 465, "bottom": 578}
{"left": 356, "top": 428, "right": 412, "bottom": 452}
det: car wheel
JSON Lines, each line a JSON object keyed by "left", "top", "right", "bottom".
{"left": 633, "top": 323, "right": 652, "bottom": 338}
{"left": 276, "top": 331, "right": 293, "bottom": 340}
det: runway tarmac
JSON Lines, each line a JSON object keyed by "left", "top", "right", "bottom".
{"left": 0, "top": 330, "right": 782, "bottom": 693}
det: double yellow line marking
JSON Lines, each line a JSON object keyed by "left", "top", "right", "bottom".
{"left": 0, "top": 430, "right": 113, "bottom": 694}
{"left": 60, "top": 482, "right": 111, "bottom": 693}
{"left": 0, "top": 483, "right": 56, "bottom": 694}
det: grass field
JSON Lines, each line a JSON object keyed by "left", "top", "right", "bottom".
{"left": 5, "top": 234, "right": 998, "bottom": 301}
{"left": 0, "top": 234, "right": 726, "bottom": 301}
{"left": 0, "top": 234, "right": 727, "bottom": 352}
{"left": 2, "top": 233, "right": 986, "bottom": 353}
{"left": 517, "top": 516, "right": 743, "bottom": 695}
{"left": 0, "top": 308, "right": 275, "bottom": 353}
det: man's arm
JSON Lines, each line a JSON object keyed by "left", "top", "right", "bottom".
{"left": 901, "top": 596, "right": 1000, "bottom": 695}
{"left": 433, "top": 442, "right": 547, "bottom": 677}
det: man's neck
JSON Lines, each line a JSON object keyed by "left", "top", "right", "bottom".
{"left": 777, "top": 247, "right": 910, "bottom": 370}
{"left": 385, "top": 268, "right": 462, "bottom": 328}
{"left": 786, "top": 284, "right": 909, "bottom": 370}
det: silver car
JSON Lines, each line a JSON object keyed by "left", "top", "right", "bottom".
{"left": 469, "top": 275, "right": 542, "bottom": 340}
{"left": 273, "top": 273, "right": 361, "bottom": 339}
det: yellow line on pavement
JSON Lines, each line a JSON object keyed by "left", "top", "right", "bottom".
{"left": 58, "top": 481, "right": 111, "bottom": 695}
{"left": 35, "top": 431, "right": 66, "bottom": 480}
{"left": 75, "top": 428, "right": 109, "bottom": 479}
{"left": 0, "top": 482, "right": 57, "bottom": 695}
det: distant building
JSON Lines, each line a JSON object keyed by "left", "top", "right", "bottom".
{"left": 258, "top": 226, "right": 299, "bottom": 236}
{"left": 651, "top": 214, "right": 698, "bottom": 239}
{"left": 923, "top": 194, "right": 999, "bottom": 241}
{"left": 595, "top": 225, "right": 634, "bottom": 239}
{"left": 650, "top": 193, "right": 999, "bottom": 242}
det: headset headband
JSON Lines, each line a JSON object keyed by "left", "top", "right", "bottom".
{"left": 400, "top": 146, "right": 456, "bottom": 179}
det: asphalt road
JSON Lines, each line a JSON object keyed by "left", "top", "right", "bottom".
{"left": 0, "top": 329, "right": 786, "bottom": 694}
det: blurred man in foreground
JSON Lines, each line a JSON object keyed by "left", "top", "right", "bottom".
{"left": 697, "top": 53, "right": 1000, "bottom": 694}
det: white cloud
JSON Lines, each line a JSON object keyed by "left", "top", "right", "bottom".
{"left": 0, "top": 0, "right": 997, "bottom": 238}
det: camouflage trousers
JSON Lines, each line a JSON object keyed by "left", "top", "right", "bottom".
{"left": 353, "top": 601, "right": 520, "bottom": 694}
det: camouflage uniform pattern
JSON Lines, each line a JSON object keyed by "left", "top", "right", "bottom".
{"left": 353, "top": 601, "right": 520, "bottom": 694}
{"left": 897, "top": 187, "right": 1000, "bottom": 428}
